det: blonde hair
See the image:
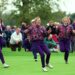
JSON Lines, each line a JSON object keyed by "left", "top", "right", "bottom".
{"left": 54, "top": 22, "right": 60, "bottom": 25}
{"left": 35, "top": 16, "right": 41, "bottom": 23}
{"left": 62, "top": 17, "right": 70, "bottom": 24}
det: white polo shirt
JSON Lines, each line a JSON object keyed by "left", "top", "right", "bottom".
{"left": 10, "top": 32, "right": 22, "bottom": 44}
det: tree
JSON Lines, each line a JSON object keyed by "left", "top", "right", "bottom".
{"left": 0, "top": 0, "right": 8, "bottom": 17}
{"left": 51, "top": 11, "right": 66, "bottom": 22}
{"left": 1, "top": 0, "right": 66, "bottom": 26}
{"left": 13, "top": 0, "right": 60, "bottom": 25}
{"left": 70, "top": 13, "right": 75, "bottom": 21}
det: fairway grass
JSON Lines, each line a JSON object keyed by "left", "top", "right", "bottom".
{"left": 0, "top": 48, "right": 75, "bottom": 75}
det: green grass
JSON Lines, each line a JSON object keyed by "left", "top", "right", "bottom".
{"left": 0, "top": 48, "right": 75, "bottom": 75}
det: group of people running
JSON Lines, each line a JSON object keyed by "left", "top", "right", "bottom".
{"left": 0, "top": 16, "right": 75, "bottom": 72}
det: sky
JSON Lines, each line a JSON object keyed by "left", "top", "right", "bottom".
{"left": 58, "top": 0, "right": 75, "bottom": 14}
{"left": 1, "top": 0, "right": 75, "bottom": 14}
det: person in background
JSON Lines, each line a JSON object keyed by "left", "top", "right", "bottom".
{"left": 5, "top": 25, "right": 12, "bottom": 47}
{"left": 71, "top": 19, "right": 75, "bottom": 53}
{"left": 44, "top": 34, "right": 57, "bottom": 52}
{"left": 21, "top": 22, "right": 31, "bottom": 51}
{"left": 46, "top": 21, "right": 59, "bottom": 52}
{"left": 10, "top": 28, "right": 22, "bottom": 51}
{"left": 46, "top": 21, "right": 57, "bottom": 34}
